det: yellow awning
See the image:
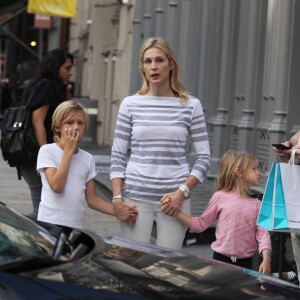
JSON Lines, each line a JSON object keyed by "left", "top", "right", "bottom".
{"left": 27, "top": 0, "right": 77, "bottom": 18}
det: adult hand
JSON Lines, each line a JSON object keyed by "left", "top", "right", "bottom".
{"left": 160, "top": 191, "right": 183, "bottom": 216}
{"left": 272, "top": 141, "right": 292, "bottom": 163}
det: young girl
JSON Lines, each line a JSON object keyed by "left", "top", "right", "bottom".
{"left": 162, "top": 150, "right": 272, "bottom": 274}
{"left": 37, "top": 101, "right": 137, "bottom": 229}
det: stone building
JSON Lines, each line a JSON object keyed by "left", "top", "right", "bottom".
{"left": 69, "top": 0, "right": 300, "bottom": 194}
{"left": 1, "top": 0, "right": 297, "bottom": 195}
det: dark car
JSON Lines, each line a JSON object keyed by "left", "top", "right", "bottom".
{"left": 1, "top": 202, "right": 300, "bottom": 299}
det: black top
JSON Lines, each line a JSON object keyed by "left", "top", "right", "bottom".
{"left": 29, "top": 80, "right": 66, "bottom": 143}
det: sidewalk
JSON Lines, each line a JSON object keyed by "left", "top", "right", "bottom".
{"left": 0, "top": 144, "right": 213, "bottom": 258}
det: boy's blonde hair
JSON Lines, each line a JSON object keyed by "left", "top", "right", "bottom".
{"left": 138, "top": 37, "right": 190, "bottom": 106}
{"left": 51, "top": 100, "right": 88, "bottom": 136}
{"left": 216, "top": 150, "right": 258, "bottom": 193}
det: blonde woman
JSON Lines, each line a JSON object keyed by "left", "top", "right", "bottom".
{"left": 165, "top": 150, "right": 272, "bottom": 274}
{"left": 110, "top": 37, "right": 211, "bottom": 250}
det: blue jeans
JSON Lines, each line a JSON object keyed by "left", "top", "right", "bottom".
{"left": 20, "top": 158, "right": 42, "bottom": 219}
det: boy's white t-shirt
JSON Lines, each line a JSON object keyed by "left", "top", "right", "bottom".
{"left": 37, "top": 143, "right": 97, "bottom": 228}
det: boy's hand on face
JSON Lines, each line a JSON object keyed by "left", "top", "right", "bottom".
{"left": 56, "top": 127, "right": 80, "bottom": 154}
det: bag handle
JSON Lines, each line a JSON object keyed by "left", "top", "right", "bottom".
{"left": 288, "top": 136, "right": 300, "bottom": 165}
{"left": 288, "top": 150, "right": 296, "bottom": 165}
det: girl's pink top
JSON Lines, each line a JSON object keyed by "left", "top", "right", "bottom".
{"left": 191, "top": 191, "right": 271, "bottom": 258}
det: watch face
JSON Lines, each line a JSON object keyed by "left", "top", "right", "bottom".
{"left": 180, "top": 186, "right": 189, "bottom": 198}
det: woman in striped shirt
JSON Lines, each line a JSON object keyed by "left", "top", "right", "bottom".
{"left": 168, "top": 150, "right": 272, "bottom": 274}
{"left": 110, "top": 37, "right": 211, "bottom": 250}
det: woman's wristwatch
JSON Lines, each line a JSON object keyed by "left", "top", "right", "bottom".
{"left": 179, "top": 184, "right": 190, "bottom": 199}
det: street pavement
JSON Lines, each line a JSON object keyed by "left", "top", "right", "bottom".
{"left": 0, "top": 143, "right": 213, "bottom": 258}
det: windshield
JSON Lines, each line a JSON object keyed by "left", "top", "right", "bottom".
{"left": 0, "top": 203, "right": 56, "bottom": 267}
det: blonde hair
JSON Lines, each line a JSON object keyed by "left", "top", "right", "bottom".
{"left": 216, "top": 150, "right": 258, "bottom": 193}
{"left": 138, "top": 37, "right": 190, "bottom": 106}
{"left": 51, "top": 100, "right": 88, "bottom": 136}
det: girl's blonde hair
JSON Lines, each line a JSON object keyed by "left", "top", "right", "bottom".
{"left": 216, "top": 150, "right": 258, "bottom": 193}
{"left": 51, "top": 100, "right": 88, "bottom": 136}
{"left": 138, "top": 37, "right": 190, "bottom": 106}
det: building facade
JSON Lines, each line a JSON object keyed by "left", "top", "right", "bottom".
{"left": 59, "top": 0, "right": 300, "bottom": 192}
{"left": 0, "top": 0, "right": 298, "bottom": 206}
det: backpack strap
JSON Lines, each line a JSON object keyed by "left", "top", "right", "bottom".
{"left": 26, "top": 79, "right": 45, "bottom": 107}
{"left": 16, "top": 165, "right": 21, "bottom": 180}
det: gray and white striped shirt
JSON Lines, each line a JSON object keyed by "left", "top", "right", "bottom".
{"left": 110, "top": 95, "right": 211, "bottom": 203}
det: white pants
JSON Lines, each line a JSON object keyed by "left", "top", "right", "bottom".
{"left": 120, "top": 198, "right": 190, "bottom": 251}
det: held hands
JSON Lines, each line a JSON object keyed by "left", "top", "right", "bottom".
{"left": 113, "top": 199, "right": 138, "bottom": 225}
{"left": 160, "top": 190, "right": 184, "bottom": 216}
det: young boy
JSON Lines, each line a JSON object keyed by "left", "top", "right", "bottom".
{"left": 37, "top": 101, "right": 137, "bottom": 229}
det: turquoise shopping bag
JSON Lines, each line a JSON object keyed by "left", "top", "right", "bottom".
{"left": 257, "top": 163, "right": 289, "bottom": 231}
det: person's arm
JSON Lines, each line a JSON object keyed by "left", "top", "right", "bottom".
{"left": 290, "top": 131, "right": 300, "bottom": 146}
{"left": 44, "top": 128, "right": 78, "bottom": 193}
{"left": 257, "top": 219, "right": 272, "bottom": 275}
{"left": 164, "top": 192, "right": 219, "bottom": 235}
{"left": 175, "top": 211, "right": 193, "bottom": 228}
{"left": 111, "top": 177, "right": 127, "bottom": 217}
{"left": 86, "top": 179, "right": 115, "bottom": 215}
{"left": 32, "top": 105, "right": 49, "bottom": 146}
{"left": 110, "top": 99, "right": 137, "bottom": 221}
{"left": 86, "top": 179, "right": 137, "bottom": 223}
{"left": 175, "top": 202, "right": 216, "bottom": 233}
{"left": 111, "top": 178, "right": 138, "bottom": 224}
{"left": 259, "top": 248, "right": 272, "bottom": 275}
{"left": 161, "top": 100, "right": 211, "bottom": 216}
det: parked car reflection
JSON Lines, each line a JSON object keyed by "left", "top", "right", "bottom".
{"left": 1, "top": 201, "right": 300, "bottom": 299}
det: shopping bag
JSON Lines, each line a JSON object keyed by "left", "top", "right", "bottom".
{"left": 257, "top": 150, "right": 300, "bottom": 232}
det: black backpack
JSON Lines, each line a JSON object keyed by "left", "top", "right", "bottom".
{"left": 0, "top": 83, "right": 42, "bottom": 179}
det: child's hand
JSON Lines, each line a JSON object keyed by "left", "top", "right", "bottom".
{"left": 259, "top": 259, "right": 271, "bottom": 275}
{"left": 126, "top": 206, "right": 138, "bottom": 225}
{"left": 259, "top": 249, "right": 271, "bottom": 275}
{"left": 56, "top": 127, "right": 79, "bottom": 154}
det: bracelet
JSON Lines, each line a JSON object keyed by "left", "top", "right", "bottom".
{"left": 112, "top": 194, "right": 123, "bottom": 203}
{"left": 262, "top": 250, "right": 272, "bottom": 258}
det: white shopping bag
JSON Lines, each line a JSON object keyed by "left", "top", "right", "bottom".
{"left": 257, "top": 150, "right": 300, "bottom": 232}
{"left": 280, "top": 150, "right": 300, "bottom": 231}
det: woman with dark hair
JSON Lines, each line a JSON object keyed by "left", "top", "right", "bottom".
{"left": 20, "top": 48, "right": 73, "bottom": 219}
